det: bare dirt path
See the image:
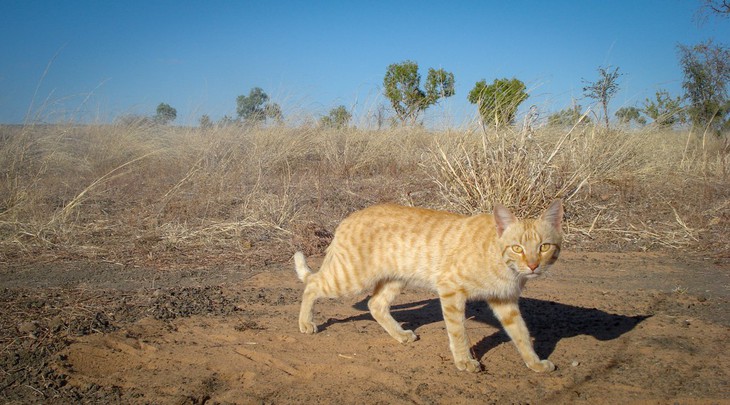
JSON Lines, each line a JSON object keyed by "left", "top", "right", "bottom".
{"left": 1, "top": 251, "right": 728, "bottom": 404}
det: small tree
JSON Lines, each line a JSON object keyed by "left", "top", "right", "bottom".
{"left": 383, "top": 60, "right": 455, "bottom": 125}
{"left": 548, "top": 103, "right": 591, "bottom": 127}
{"left": 199, "top": 114, "right": 213, "bottom": 129}
{"left": 370, "top": 104, "right": 388, "bottom": 130}
{"left": 642, "top": 90, "right": 685, "bottom": 128}
{"left": 236, "top": 87, "right": 282, "bottom": 124}
{"left": 264, "top": 103, "right": 283, "bottom": 125}
{"left": 218, "top": 115, "right": 236, "bottom": 127}
{"left": 678, "top": 40, "right": 729, "bottom": 133}
{"left": 320, "top": 105, "right": 352, "bottom": 129}
{"left": 154, "top": 102, "right": 177, "bottom": 125}
{"left": 116, "top": 114, "right": 154, "bottom": 127}
{"left": 615, "top": 107, "right": 647, "bottom": 126}
{"left": 583, "top": 66, "right": 622, "bottom": 129}
{"left": 468, "top": 78, "right": 528, "bottom": 129}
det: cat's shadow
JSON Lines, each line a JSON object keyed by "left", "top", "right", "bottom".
{"left": 318, "top": 296, "right": 649, "bottom": 361}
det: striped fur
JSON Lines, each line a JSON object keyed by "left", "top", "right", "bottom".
{"left": 294, "top": 200, "right": 563, "bottom": 373}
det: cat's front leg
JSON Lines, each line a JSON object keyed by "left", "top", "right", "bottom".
{"left": 488, "top": 298, "right": 555, "bottom": 372}
{"left": 439, "top": 290, "right": 481, "bottom": 372}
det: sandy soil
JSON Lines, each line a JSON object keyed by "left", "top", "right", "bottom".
{"left": 1, "top": 251, "right": 728, "bottom": 404}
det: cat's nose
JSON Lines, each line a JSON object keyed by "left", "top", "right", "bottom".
{"left": 527, "top": 262, "right": 539, "bottom": 271}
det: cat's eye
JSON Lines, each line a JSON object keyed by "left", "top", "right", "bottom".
{"left": 511, "top": 245, "right": 524, "bottom": 254}
{"left": 539, "top": 243, "right": 552, "bottom": 253}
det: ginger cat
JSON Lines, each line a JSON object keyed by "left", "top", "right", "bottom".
{"left": 294, "top": 200, "right": 563, "bottom": 373}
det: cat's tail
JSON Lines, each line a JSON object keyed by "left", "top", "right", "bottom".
{"left": 293, "top": 251, "right": 312, "bottom": 283}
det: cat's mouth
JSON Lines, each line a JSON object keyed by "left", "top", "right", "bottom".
{"left": 509, "top": 264, "right": 544, "bottom": 278}
{"left": 520, "top": 267, "right": 543, "bottom": 278}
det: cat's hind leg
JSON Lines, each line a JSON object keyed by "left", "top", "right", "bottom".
{"left": 298, "top": 280, "right": 321, "bottom": 334}
{"left": 368, "top": 280, "right": 417, "bottom": 343}
{"left": 297, "top": 251, "right": 364, "bottom": 335}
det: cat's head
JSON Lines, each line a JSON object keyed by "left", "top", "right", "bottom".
{"left": 493, "top": 200, "right": 563, "bottom": 279}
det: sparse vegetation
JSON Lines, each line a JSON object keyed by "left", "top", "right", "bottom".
{"left": 0, "top": 119, "right": 727, "bottom": 267}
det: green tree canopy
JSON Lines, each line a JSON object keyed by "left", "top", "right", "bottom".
{"left": 642, "top": 90, "right": 685, "bottom": 128}
{"left": 548, "top": 104, "right": 591, "bottom": 127}
{"left": 467, "top": 78, "right": 528, "bottom": 129}
{"left": 320, "top": 105, "right": 352, "bottom": 129}
{"left": 615, "top": 107, "right": 646, "bottom": 126}
{"left": 236, "top": 87, "right": 282, "bottom": 124}
{"left": 583, "top": 66, "right": 622, "bottom": 129}
{"left": 383, "top": 60, "right": 455, "bottom": 125}
{"left": 678, "top": 40, "right": 729, "bottom": 133}
{"left": 154, "top": 102, "right": 177, "bottom": 125}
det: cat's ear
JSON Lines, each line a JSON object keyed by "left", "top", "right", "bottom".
{"left": 541, "top": 199, "right": 564, "bottom": 230}
{"left": 493, "top": 203, "right": 517, "bottom": 237}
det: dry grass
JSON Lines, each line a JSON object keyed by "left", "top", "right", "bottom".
{"left": 0, "top": 121, "right": 728, "bottom": 267}
{"left": 426, "top": 123, "right": 729, "bottom": 252}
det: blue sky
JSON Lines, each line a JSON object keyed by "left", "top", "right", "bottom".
{"left": 0, "top": 0, "right": 728, "bottom": 126}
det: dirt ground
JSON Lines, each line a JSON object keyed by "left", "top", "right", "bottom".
{"left": 1, "top": 250, "right": 728, "bottom": 404}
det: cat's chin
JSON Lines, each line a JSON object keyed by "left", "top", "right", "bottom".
{"left": 521, "top": 271, "right": 542, "bottom": 279}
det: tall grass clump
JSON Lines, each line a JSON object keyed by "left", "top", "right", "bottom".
{"left": 425, "top": 122, "right": 727, "bottom": 251}
{"left": 426, "top": 123, "right": 646, "bottom": 216}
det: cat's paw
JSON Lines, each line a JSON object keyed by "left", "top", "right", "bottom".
{"left": 455, "top": 358, "right": 482, "bottom": 373}
{"left": 395, "top": 330, "right": 418, "bottom": 343}
{"left": 299, "top": 321, "right": 318, "bottom": 334}
{"left": 527, "top": 359, "right": 555, "bottom": 373}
